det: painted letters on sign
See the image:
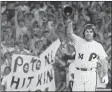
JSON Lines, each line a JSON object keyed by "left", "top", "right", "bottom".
{"left": 5, "top": 39, "right": 61, "bottom": 91}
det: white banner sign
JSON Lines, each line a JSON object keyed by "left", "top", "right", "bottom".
{"left": 5, "top": 39, "right": 61, "bottom": 91}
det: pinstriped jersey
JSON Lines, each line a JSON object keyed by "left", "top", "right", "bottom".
{"left": 72, "top": 34, "right": 107, "bottom": 69}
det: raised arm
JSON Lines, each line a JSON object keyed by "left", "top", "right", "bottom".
{"left": 14, "top": 9, "right": 19, "bottom": 29}
{"left": 66, "top": 20, "right": 83, "bottom": 45}
{"left": 66, "top": 20, "right": 76, "bottom": 44}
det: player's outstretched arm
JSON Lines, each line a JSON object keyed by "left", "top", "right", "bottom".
{"left": 66, "top": 20, "right": 83, "bottom": 45}
{"left": 66, "top": 20, "right": 76, "bottom": 45}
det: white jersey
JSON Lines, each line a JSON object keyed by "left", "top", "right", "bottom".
{"left": 72, "top": 34, "right": 107, "bottom": 69}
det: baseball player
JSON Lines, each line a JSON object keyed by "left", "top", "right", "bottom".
{"left": 66, "top": 21, "right": 109, "bottom": 91}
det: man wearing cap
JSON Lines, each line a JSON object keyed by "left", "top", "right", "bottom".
{"left": 66, "top": 21, "right": 109, "bottom": 91}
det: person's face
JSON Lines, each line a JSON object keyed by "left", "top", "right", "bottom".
{"left": 43, "top": 32, "right": 49, "bottom": 38}
{"left": 57, "top": 24, "right": 63, "bottom": 30}
{"left": 104, "top": 15, "right": 110, "bottom": 23}
{"left": 5, "top": 53, "right": 11, "bottom": 59}
{"left": 84, "top": 29, "right": 94, "bottom": 41}
{"left": 28, "top": 14, "right": 33, "bottom": 20}
{"left": 96, "top": 5, "right": 101, "bottom": 12}
{"left": 5, "top": 67, "right": 11, "bottom": 75}
{"left": 18, "top": 42, "right": 24, "bottom": 50}
{"left": 79, "top": 15, "right": 84, "bottom": 21}
{"left": 4, "top": 34, "right": 9, "bottom": 41}
{"left": 102, "top": 4, "right": 107, "bottom": 11}
{"left": 48, "top": 8, "right": 52, "bottom": 13}
{"left": 35, "top": 41, "right": 42, "bottom": 50}
{"left": 93, "top": 14, "right": 98, "bottom": 21}
{"left": 49, "top": 15, "right": 54, "bottom": 21}
{"left": 19, "top": 21, "right": 25, "bottom": 27}
{"left": 103, "top": 32, "right": 108, "bottom": 39}
{"left": 23, "top": 36, "right": 28, "bottom": 43}
{"left": 7, "top": 21, "right": 11, "bottom": 27}
{"left": 82, "top": 1, "right": 87, "bottom": 5}
{"left": 35, "top": 4, "right": 40, "bottom": 9}
{"left": 2, "top": 14, "right": 7, "bottom": 21}
{"left": 33, "top": 22, "right": 38, "bottom": 28}
{"left": 7, "top": 28, "right": 12, "bottom": 38}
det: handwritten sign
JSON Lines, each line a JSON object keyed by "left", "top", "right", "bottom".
{"left": 5, "top": 39, "right": 61, "bottom": 91}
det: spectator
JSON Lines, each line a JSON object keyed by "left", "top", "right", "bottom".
{"left": 25, "top": 13, "right": 35, "bottom": 29}
{"left": 14, "top": 40, "right": 30, "bottom": 55}
{"left": 1, "top": 67, "right": 11, "bottom": 91}
{"left": 1, "top": 56, "right": 7, "bottom": 78}
{"left": 6, "top": 27, "right": 15, "bottom": 47}
{"left": 42, "top": 31, "right": 52, "bottom": 50}
{"left": 30, "top": 34, "right": 39, "bottom": 54}
{"left": 22, "top": 34, "right": 30, "bottom": 50}
{"left": 17, "top": 1, "right": 30, "bottom": 14}
{"left": 38, "top": 11, "right": 47, "bottom": 26}
{"left": 103, "top": 15, "right": 111, "bottom": 32}
{"left": 4, "top": 52, "right": 12, "bottom": 68}
{"left": 1, "top": 32, "right": 15, "bottom": 55}
{"left": 14, "top": 9, "right": 28, "bottom": 41}
{"left": 31, "top": 3, "right": 42, "bottom": 22}
{"left": 1, "top": 1, "right": 7, "bottom": 14}
{"left": 32, "top": 40, "right": 43, "bottom": 56}
{"left": 1, "top": 13, "right": 8, "bottom": 27}
{"left": 6, "top": 1, "right": 15, "bottom": 21}
{"left": 31, "top": 21, "right": 40, "bottom": 35}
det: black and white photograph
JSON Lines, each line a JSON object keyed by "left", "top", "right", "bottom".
{"left": 1, "top": 1, "right": 111, "bottom": 91}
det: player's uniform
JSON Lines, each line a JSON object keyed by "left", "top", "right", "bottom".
{"left": 72, "top": 34, "right": 107, "bottom": 91}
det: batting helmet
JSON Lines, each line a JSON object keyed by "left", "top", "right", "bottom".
{"left": 83, "top": 24, "right": 97, "bottom": 38}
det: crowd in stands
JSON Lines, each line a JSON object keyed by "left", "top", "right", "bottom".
{"left": 1, "top": 1, "right": 111, "bottom": 90}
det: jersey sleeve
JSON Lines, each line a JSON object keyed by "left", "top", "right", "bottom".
{"left": 98, "top": 44, "right": 108, "bottom": 60}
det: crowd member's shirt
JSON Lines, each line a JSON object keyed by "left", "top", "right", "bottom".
{"left": 1, "top": 73, "right": 12, "bottom": 91}
{"left": 1, "top": 64, "right": 7, "bottom": 76}
{"left": 24, "top": 42, "right": 30, "bottom": 50}
{"left": 31, "top": 9, "right": 41, "bottom": 23}
{"left": 25, "top": 18, "right": 35, "bottom": 28}
{"left": 1, "top": 21, "right": 7, "bottom": 27}
{"left": 47, "top": 22, "right": 58, "bottom": 42}
{"left": 1, "top": 5, "right": 7, "bottom": 13}
{"left": 1, "top": 42, "right": 15, "bottom": 54}
{"left": 16, "top": 26, "right": 28, "bottom": 41}
{"left": 18, "top": 5, "right": 30, "bottom": 14}
{"left": 31, "top": 4, "right": 47, "bottom": 25}
{"left": 14, "top": 46, "right": 30, "bottom": 55}
{"left": 29, "top": 38, "right": 39, "bottom": 53}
